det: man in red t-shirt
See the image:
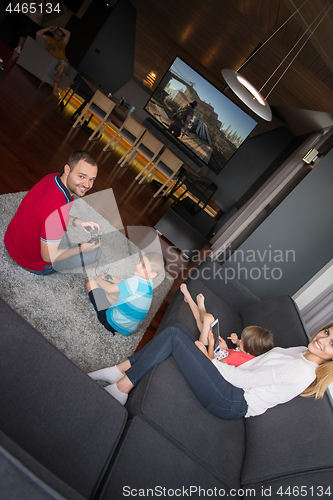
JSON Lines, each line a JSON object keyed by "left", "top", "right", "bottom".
{"left": 4, "top": 150, "right": 101, "bottom": 275}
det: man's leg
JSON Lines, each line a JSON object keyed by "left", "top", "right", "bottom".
{"left": 52, "top": 246, "right": 102, "bottom": 273}
{"left": 14, "top": 36, "right": 26, "bottom": 53}
{"left": 53, "top": 62, "right": 65, "bottom": 96}
{"left": 53, "top": 59, "right": 69, "bottom": 97}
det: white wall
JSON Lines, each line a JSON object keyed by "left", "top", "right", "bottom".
{"left": 113, "top": 80, "right": 151, "bottom": 123}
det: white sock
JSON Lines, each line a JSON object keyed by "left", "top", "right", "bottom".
{"left": 104, "top": 383, "right": 128, "bottom": 405}
{"left": 88, "top": 366, "right": 123, "bottom": 384}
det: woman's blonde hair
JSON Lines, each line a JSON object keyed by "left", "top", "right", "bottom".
{"left": 301, "top": 323, "right": 333, "bottom": 399}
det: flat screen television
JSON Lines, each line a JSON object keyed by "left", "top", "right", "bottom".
{"left": 144, "top": 56, "right": 258, "bottom": 175}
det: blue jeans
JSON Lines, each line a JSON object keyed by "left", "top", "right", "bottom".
{"left": 127, "top": 323, "right": 248, "bottom": 420}
{"left": 27, "top": 264, "right": 57, "bottom": 275}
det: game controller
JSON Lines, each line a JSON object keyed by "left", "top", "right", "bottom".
{"left": 0, "top": 62, "right": 4, "bottom": 71}
{"left": 87, "top": 226, "right": 99, "bottom": 244}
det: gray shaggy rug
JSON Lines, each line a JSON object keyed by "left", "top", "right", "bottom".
{"left": 0, "top": 192, "right": 173, "bottom": 372}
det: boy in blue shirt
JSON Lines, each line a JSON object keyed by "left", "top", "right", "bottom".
{"left": 86, "top": 252, "right": 165, "bottom": 336}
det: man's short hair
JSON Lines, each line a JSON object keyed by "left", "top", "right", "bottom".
{"left": 144, "top": 252, "right": 165, "bottom": 276}
{"left": 67, "top": 150, "right": 98, "bottom": 171}
{"left": 241, "top": 325, "right": 274, "bottom": 357}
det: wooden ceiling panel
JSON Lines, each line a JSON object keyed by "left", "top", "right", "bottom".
{"left": 297, "top": 40, "right": 323, "bottom": 69}
{"left": 271, "top": 0, "right": 291, "bottom": 45}
{"left": 131, "top": 0, "right": 333, "bottom": 129}
{"left": 258, "top": 0, "right": 273, "bottom": 33}
{"left": 267, "top": 0, "right": 282, "bottom": 35}
{"left": 281, "top": 16, "right": 302, "bottom": 53}
{"left": 284, "top": 0, "right": 333, "bottom": 73}
{"left": 323, "top": 74, "right": 333, "bottom": 89}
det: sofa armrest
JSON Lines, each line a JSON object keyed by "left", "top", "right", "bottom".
{"left": 241, "top": 394, "right": 333, "bottom": 490}
{"left": 0, "top": 431, "right": 85, "bottom": 500}
{"left": 0, "top": 297, "right": 127, "bottom": 499}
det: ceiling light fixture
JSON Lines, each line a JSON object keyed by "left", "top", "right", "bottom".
{"left": 222, "top": 0, "right": 332, "bottom": 121}
{"left": 142, "top": 70, "right": 158, "bottom": 88}
{"left": 142, "top": 43, "right": 176, "bottom": 89}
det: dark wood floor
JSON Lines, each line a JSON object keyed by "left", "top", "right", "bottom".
{"left": 0, "top": 41, "right": 209, "bottom": 349}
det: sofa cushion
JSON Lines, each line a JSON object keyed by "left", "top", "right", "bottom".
{"left": 157, "top": 278, "right": 243, "bottom": 340}
{"left": 126, "top": 357, "right": 246, "bottom": 489}
{"left": 241, "top": 393, "right": 333, "bottom": 488}
{"left": 240, "top": 296, "right": 310, "bottom": 348}
{"left": 196, "top": 260, "right": 261, "bottom": 312}
{"left": 0, "top": 431, "right": 85, "bottom": 500}
{"left": 0, "top": 298, "right": 127, "bottom": 498}
{"left": 100, "top": 416, "right": 243, "bottom": 499}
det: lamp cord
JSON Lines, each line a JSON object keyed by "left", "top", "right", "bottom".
{"left": 236, "top": 0, "right": 311, "bottom": 73}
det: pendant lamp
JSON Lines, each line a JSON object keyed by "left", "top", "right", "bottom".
{"left": 222, "top": 0, "right": 332, "bottom": 121}
{"left": 142, "top": 70, "right": 158, "bottom": 88}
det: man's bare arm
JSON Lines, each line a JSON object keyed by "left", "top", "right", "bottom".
{"left": 36, "top": 26, "right": 50, "bottom": 40}
{"left": 60, "top": 27, "right": 71, "bottom": 45}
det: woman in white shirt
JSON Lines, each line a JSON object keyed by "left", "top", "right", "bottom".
{"left": 89, "top": 322, "right": 333, "bottom": 419}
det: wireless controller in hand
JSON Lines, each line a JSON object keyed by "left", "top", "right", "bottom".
{"left": 87, "top": 226, "right": 99, "bottom": 244}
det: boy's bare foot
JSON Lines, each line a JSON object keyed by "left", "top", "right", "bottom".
{"left": 180, "top": 283, "right": 191, "bottom": 303}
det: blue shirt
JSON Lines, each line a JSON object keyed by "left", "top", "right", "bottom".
{"left": 106, "top": 275, "right": 153, "bottom": 335}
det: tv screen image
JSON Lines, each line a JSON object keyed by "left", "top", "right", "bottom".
{"left": 145, "top": 57, "right": 258, "bottom": 175}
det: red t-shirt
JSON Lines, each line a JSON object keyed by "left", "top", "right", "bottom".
{"left": 225, "top": 349, "right": 255, "bottom": 367}
{"left": 4, "top": 174, "right": 73, "bottom": 270}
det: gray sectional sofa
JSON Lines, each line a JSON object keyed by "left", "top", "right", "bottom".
{"left": 1, "top": 259, "right": 332, "bottom": 499}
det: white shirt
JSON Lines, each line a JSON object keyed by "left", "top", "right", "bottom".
{"left": 211, "top": 346, "right": 317, "bottom": 417}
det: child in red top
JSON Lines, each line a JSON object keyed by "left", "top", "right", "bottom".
{"left": 180, "top": 284, "right": 274, "bottom": 366}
